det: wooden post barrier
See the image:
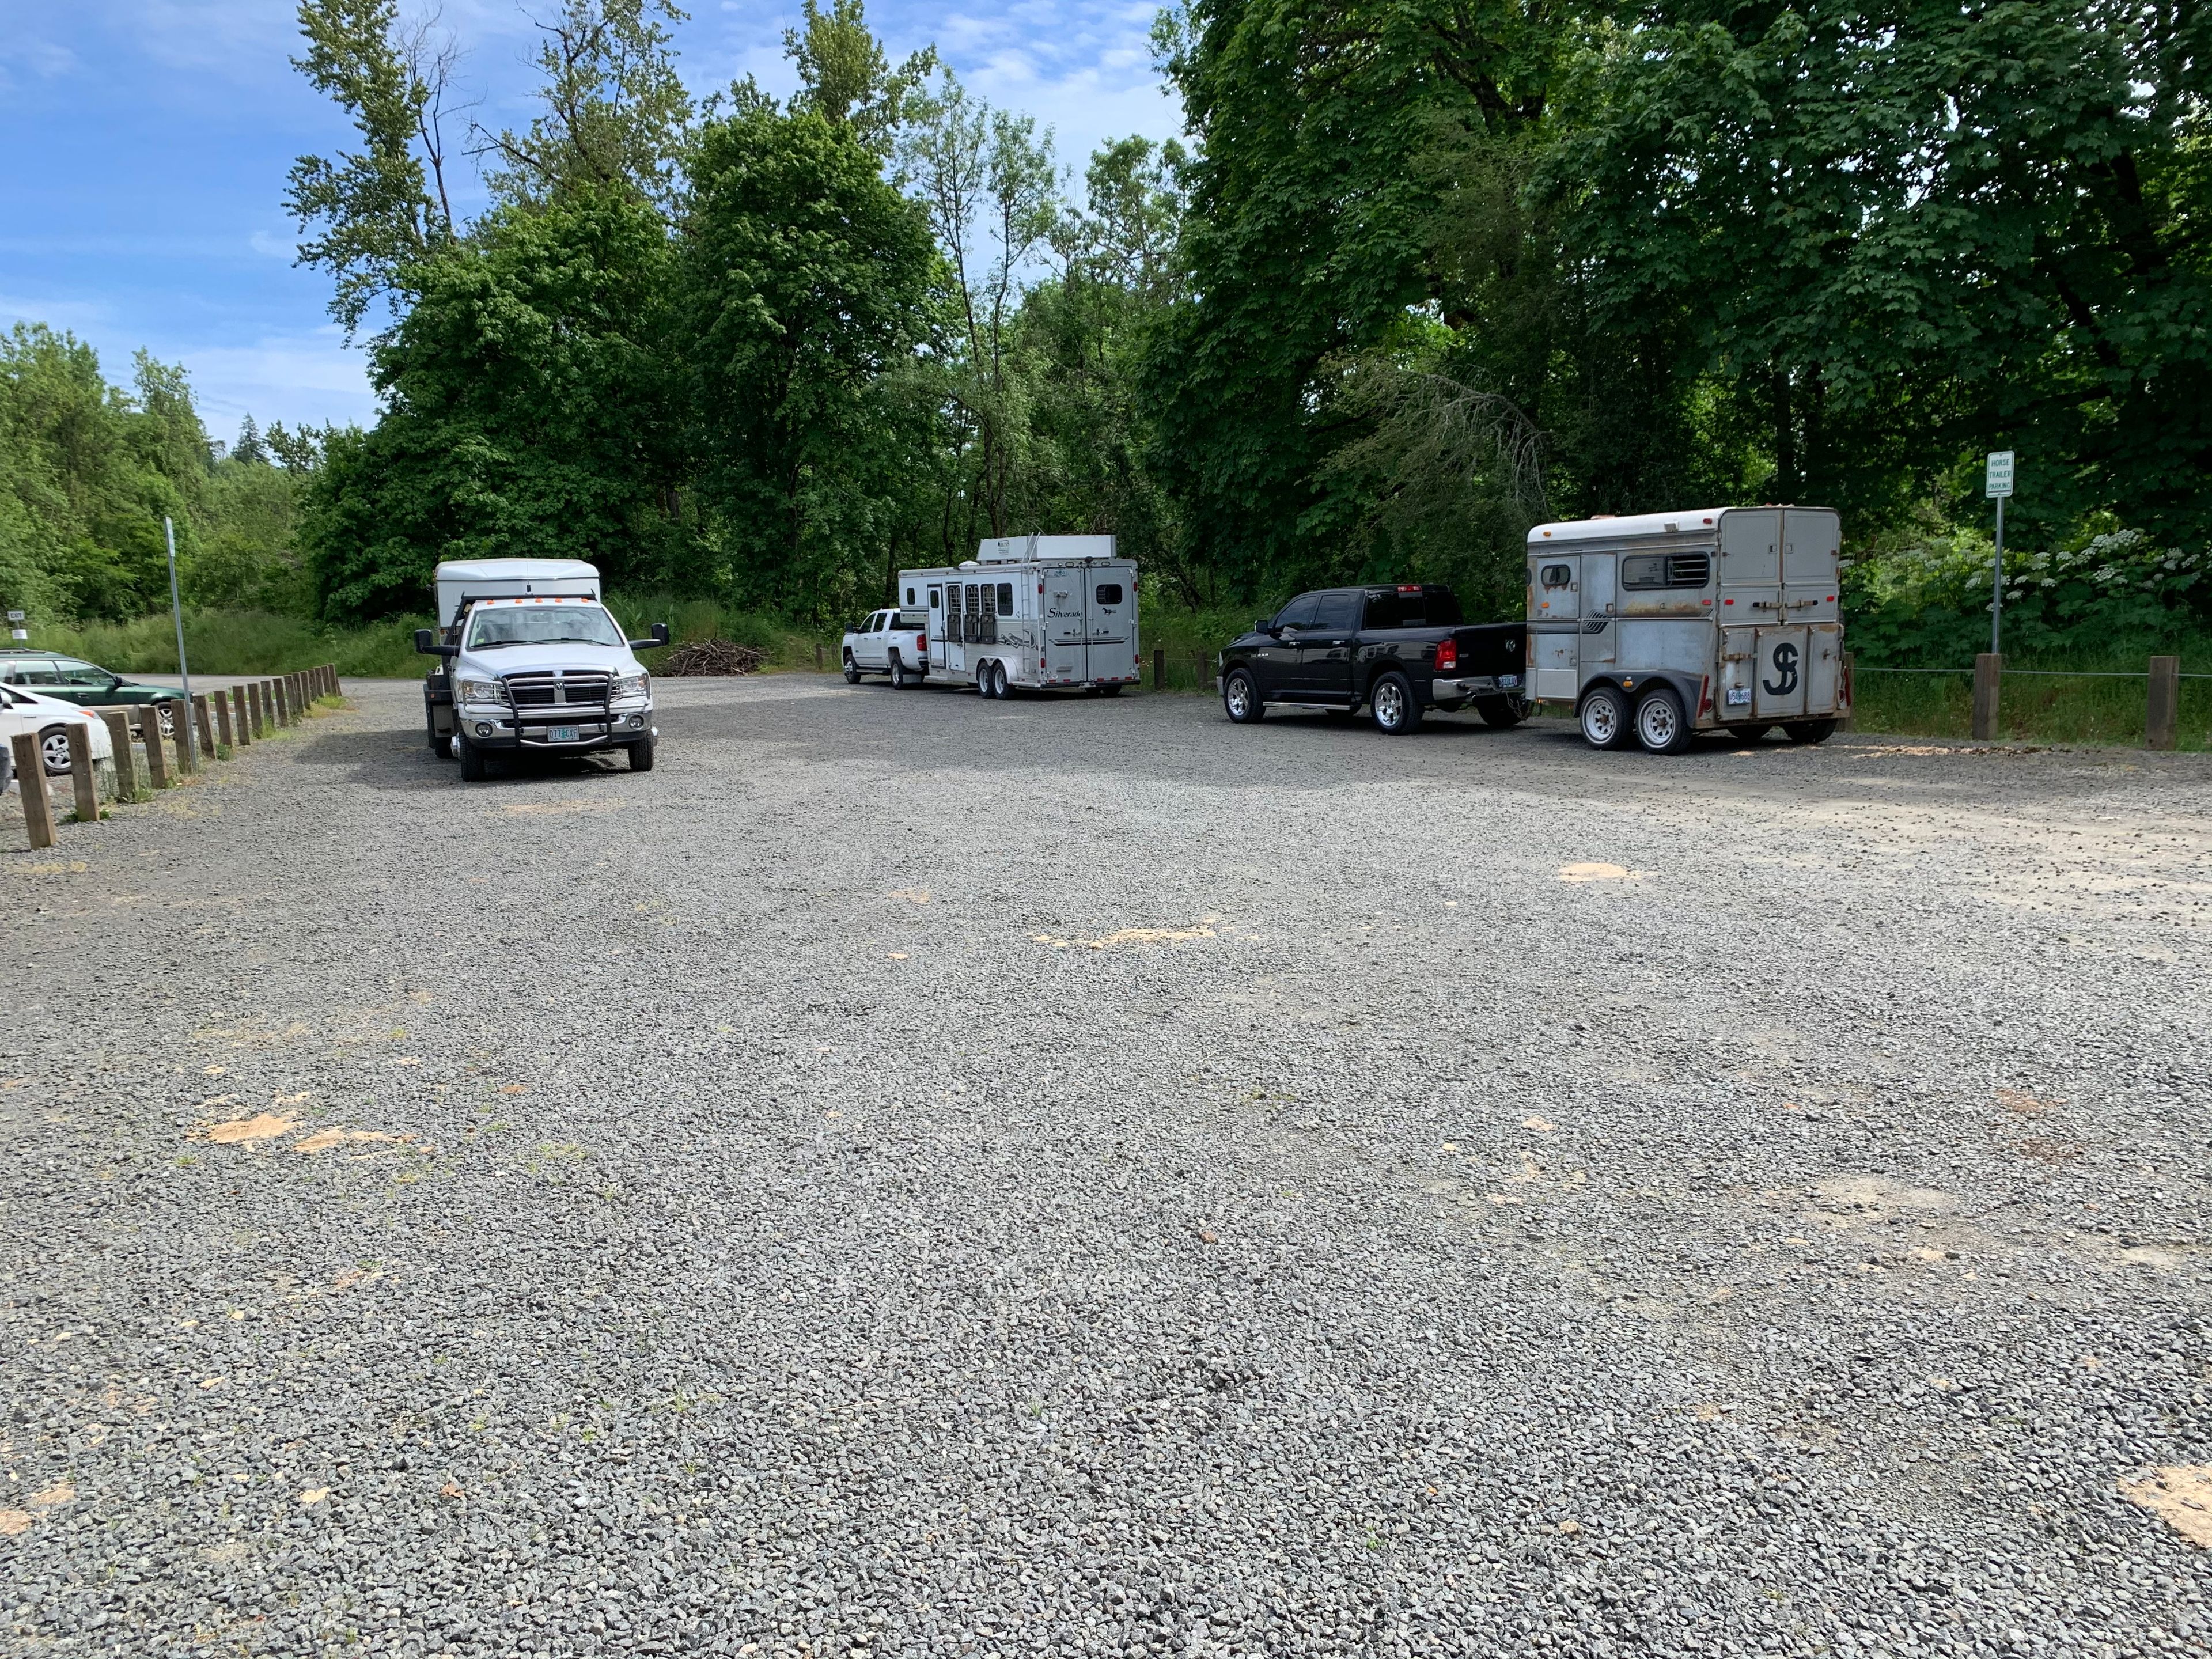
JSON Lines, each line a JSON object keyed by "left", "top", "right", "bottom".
{"left": 172, "top": 699, "right": 196, "bottom": 776}
{"left": 1192, "top": 650, "right": 1209, "bottom": 690}
{"left": 1971, "top": 652, "right": 2002, "bottom": 742}
{"left": 272, "top": 678, "right": 290, "bottom": 726}
{"left": 139, "top": 708, "right": 172, "bottom": 789}
{"left": 1840, "top": 651, "right": 1856, "bottom": 733}
{"left": 815, "top": 642, "right": 824, "bottom": 672}
{"left": 66, "top": 724, "right": 99, "bottom": 821}
{"left": 291, "top": 671, "right": 306, "bottom": 713}
{"left": 1153, "top": 646, "right": 1166, "bottom": 691}
{"left": 2147, "top": 655, "right": 2180, "bottom": 752}
{"left": 212, "top": 690, "right": 234, "bottom": 750}
{"left": 9, "top": 732, "right": 55, "bottom": 849}
{"left": 193, "top": 694, "right": 216, "bottom": 757}
{"left": 245, "top": 682, "right": 263, "bottom": 739}
{"left": 100, "top": 711, "right": 135, "bottom": 797}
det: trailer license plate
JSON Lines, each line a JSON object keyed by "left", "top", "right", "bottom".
{"left": 551, "top": 725, "right": 579, "bottom": 743}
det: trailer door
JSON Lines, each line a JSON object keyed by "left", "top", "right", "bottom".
{"left": 1044, "top": 566, "right": 1089, "bottom": 683}
{"left": 1754, "top": 626, "right": 1809, "bottom": 720}
{"left": 1718, "top": 509, "right": 1781, "bottom": 718}
{"left": 1089, "top": 569, "right": 1133, "bottom": 681}
{"left": 1580, "top": 554, "right": 1618, "bottom": 668}
{"left": 1530, "top": 555, "right": 1580, "bottom": 700}
{"left": 1781, "top": 509, "right": 1840, "bottom": 624}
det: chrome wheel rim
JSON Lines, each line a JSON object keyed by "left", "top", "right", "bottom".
{"left": 1375, "top": 681, "right": 1404, "bottom": 729}
{"left": 1225, "top": 676, "right": 1250, "bottom": 718}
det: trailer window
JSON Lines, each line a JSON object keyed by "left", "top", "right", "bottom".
{"left": 930, "top": 587, "right": 941, "bottom": 609}
{"left": 1539, "top": 564, "right": 1573, "bottom": 588}
{"left": 1096, "top": 583, "right": 1123, "bottom": 606}
{"left": 1622, "top": 554, "right": 1712, "bottom": 590}
{"left": 905, "top": 586, "right": 917, "bottom": 605}
{"left": 998, "top": 582, "right": 1015, "bottom": 611}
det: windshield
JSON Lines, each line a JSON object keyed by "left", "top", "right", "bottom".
{"left": 466, "top": 604, "right": 625, "bottom": 650}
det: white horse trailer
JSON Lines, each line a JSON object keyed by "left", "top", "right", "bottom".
{"left": 1527, "top": 506, "right": 1850, "bottom": 753}
{"left": 897, "top": 536, "right": 1140, "bottom": 698}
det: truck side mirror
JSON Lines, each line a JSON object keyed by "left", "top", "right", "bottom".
{"left": 414, "top": 628, "right": 457, "bottom": 659}
{"left": 628, "top": 623, "right": 670, "bottom": 650}
{"left": 1256, "top": 617, "right": 1273, "bottom": 635}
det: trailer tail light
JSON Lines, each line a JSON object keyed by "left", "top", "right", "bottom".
{"left": 1434, "top": 638, "right": 1459, "bottom": 672}
{"left": 1699, "top": 675, "right": 1713, "bottom": 717}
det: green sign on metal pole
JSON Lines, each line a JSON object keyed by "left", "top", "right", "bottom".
{"left": 1985, "top": 452, "right": 2014, "bottom": 654}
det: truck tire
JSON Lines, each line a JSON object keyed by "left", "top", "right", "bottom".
{"left": 1370, "top": 672, "right": 1422, "bottom": 735}
{"left": 992, "top": 662, "right": 1010, "bottom": 698}
{"left": 1474, "top": 695, "right": 1528, "bottom": 728}
{"left": 1634, "top": 686, "right": 1694, "bottom": 754}
{"left": 1784, "top": 719, "right": 1838, "bottom": 745}
{"left": 843, "top": 651, "right": 861, "bottom": 684}
{"left": 1222, "top": 668, "right": 1264, "bottom": 724}
{"left": 1579, "top": 684, "right": 1632, "bottom": 749}
{"left": 628, "top": 738, "right": 656, "bottom": 771}
{"left": 456, "top": 733, "right": 489, "bottom": 781}
{"left": 890, "top": 653, "right": 911, "bottom": 688}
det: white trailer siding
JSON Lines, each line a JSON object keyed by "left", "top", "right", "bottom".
{"left": 1526, "top": 507, "right": 1845, "bottom": 731}
{"left": 902, "top": 548, "right": 1138, "bottom": 692}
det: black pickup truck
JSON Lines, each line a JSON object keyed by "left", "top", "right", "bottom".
{"left": 1218, "top": 584, "right": 1528, "bottom": 734}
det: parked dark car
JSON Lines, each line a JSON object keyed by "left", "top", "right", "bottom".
{"left": 0, "top": 650, "right": 184, "bottom": 734}
{"left": 1218, "top": 585, "right": 1528, "bottom": 733}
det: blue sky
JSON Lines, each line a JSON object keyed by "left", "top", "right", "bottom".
{"left": 0, "top": 0, "right": 1183, "bottom": 441}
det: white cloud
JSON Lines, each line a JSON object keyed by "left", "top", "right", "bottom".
{"left": 183, "top": 329, "right": 378, "bottom": 430}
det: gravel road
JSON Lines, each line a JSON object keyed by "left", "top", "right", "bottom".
{"left": 6, "top": 675, "right": 2210, "bottom": 1658}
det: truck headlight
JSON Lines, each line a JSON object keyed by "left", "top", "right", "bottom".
{"left": 457, "top": 678, "right": 508, "bottom": 704}
{"left": 611, "top": 672, "right": 649, "bottom": 701}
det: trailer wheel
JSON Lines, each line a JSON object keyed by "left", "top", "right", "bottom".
{"left": 1370, "top": 672, "right": 1422, "bottom": 735}
{"left": 890, "top": 653, "right": 911, "bottom": 688}
{"left": 456, "top": 733, "right": 490, "bottom": 782}
{"left": 1579, "top": 684, "right": 1632, "bottom": 749}
{"left": 1634, "top": 686, "right": 1694, "bottom": 754}
{"left": 1783, "top": 719, "right": 1838, "bottom": 745}
{"left": 628, "top": 738, "right": 656, "bottom": 771}
{"left": 1474, "top": 695, "right": 1528, "bottom": 728}
{"left": 1222, "top": 668, "right": 1264, "bottom": 724}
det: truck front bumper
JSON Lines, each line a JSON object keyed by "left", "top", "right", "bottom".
{"left": 1428, "top": 673, "right": 1522, "bottom": 706}
{"left": 456, "top": 707, "right": 655, "bottom": 750}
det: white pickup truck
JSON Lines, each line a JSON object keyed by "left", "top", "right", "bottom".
{"left": 841, "top": 609, "right": 930, "bottom": 687}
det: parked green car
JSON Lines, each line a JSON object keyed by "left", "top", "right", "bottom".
{"left": 0, "top": 650, "right": 184, "bottom": 734}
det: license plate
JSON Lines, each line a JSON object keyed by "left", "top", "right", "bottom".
{"left": 550, "top": 725, "right": 579, "bottom": 743}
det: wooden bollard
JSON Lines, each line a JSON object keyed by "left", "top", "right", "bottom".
{"left": 271, "top": 678, "right": 290, "bottom": 726}
{"left": 1839, "top": 650, "right": 1855, "bottom": 732}
{"left": 245, "top": 682, "right": 263, "bottom": 739}
{"left": 212, "top": 690, "right": 234, "bottom": 751}
{"left": 2147, "top": 654, "right": 2180, "bottom": 751}
{"left": 290, "top": 671, "right": 306, "bottom": 714}
{"left": 193, "top": 694, "right": 216, "bottom": 757}
{"left": 1192, "top": 650, "right": 1208, "bottom": 688}
{"left": 100, "top": 711, "right": 135, "bottom": 797}
{"left": 66, "top": 724, "right": 99, "bottom": 821}
{"left": 815, "top": 642, "right": 824, "bottom": 672}
{"left": 9, "top": 732, "right": 55, "bottom": 849}
{"left": 1153, "top": 646, "right": 1166, "bottom": 691}
{"left": 139, "top": 708, "right": 172, "bottom": 788}
{"left": 171, "top": 699, "right": 196, "bottom": 776}
{"left": 1971, "top": 652, "right": 2002, "bottom": 742}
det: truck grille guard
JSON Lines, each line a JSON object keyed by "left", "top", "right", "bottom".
{"left": 500, "top": 669, "right": 616, "bottom": 744}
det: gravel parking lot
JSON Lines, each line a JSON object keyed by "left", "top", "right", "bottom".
{"left": 6, "top": 674, "right": 2210, "bottom": 1658}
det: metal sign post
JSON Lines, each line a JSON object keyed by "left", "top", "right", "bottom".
{"left": 164, "top": 517, "right": 196, "bottom": 757}
{"left": 1985, "top": 451, "right": 2014, "bottom": 654}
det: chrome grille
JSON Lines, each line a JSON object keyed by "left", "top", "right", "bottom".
{"left": 503, "top": 671, "right": 611, "bottom": 708}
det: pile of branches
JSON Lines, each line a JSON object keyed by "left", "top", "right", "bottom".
{"left": 658, "top": 638, "right": 766, "bottom": 677}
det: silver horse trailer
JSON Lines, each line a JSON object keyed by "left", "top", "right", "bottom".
{"left": 897, "top": 535, "right": 1140, "bottom": 698}
{"left": 1527, "top": 506, "right": 1850, "bottom": 753}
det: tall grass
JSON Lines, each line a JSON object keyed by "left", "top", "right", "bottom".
{"left": 29, "top": 609, "right": 432, "bottom": 678}
{"left": 1853, "top": 664, "right": 2211, "bottom": 749}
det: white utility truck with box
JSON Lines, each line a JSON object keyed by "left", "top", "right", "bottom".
{"left": 891, "top": 535, "right": 1139, "bottom": 698}
{"left": 1526, "top": 506, "right": 1849, "bottom": 753}
{"left": 415, "top": 558, "right": 668, "bottom": 781}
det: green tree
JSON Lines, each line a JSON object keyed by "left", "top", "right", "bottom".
{"left": 784, "top": 0, "right": 937, "bottom": 156}
{"left": 305, "top": 190, "right": 688, "bottom": 624}
{"left": 679, "top": 106, "right": 938, "bottom": 615}
{"left": 286, "top": 0, "right": 461, "bottom": 334}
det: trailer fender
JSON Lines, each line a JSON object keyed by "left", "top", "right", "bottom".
{"left": 1593, "top": 671, "right": 1705, "bottom": 724}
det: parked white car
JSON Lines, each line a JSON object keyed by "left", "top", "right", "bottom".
{"left": 0, "top": 684, "right": 114, "bottom": 787}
